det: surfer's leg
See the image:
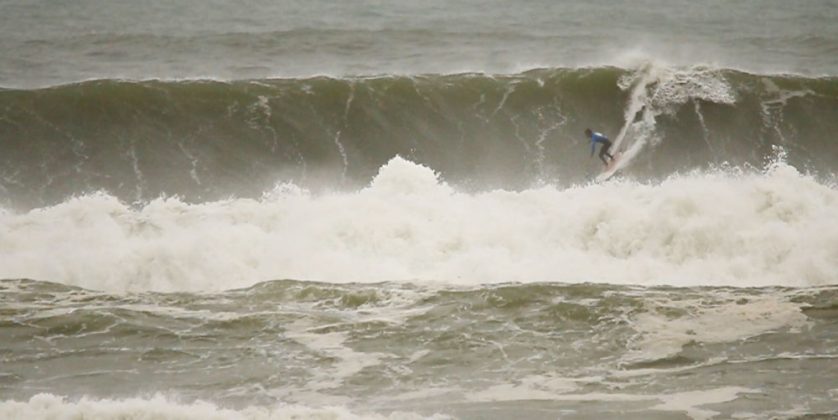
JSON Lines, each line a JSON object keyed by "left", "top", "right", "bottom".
{"left": 599, "top": 143, "right": 613, "bottom": 165}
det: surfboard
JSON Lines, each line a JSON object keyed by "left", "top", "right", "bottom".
{"left": 595, "top": 152, "right": 623, "bottom": 182}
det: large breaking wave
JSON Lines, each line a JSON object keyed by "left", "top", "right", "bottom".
{"left": 1, "top": 64, "right": 836, "bottom": 208}
{"left": 2, "top": 63, "right": 836, "bottom": 293}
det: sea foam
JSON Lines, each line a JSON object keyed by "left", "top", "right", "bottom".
{"left": 1, "top": 157, "right": 835, "bottom": 293}
{"left": 0, "top": 393, "right": 450, "bottom": 420}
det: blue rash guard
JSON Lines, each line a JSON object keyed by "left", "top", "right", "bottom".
{"left": 589, "top": 132, "right": 610, "bottom": 155}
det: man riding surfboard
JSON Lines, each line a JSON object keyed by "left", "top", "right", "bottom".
{"left": 585, "top": 128, "right": 614, "bottom": 166}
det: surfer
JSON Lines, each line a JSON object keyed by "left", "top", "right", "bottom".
{"left": 585, "top": 128, "right": 614, "bottom": 166}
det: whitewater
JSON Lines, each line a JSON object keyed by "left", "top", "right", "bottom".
{"left": 2, "top": 1, "right": 838, "bottom": 419}
{"left": 1, "top": 155, "right": 835, "bottom": 292}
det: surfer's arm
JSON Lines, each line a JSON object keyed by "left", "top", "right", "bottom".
{"left": 590, "top": 140, "right": 595, "bottom": 157}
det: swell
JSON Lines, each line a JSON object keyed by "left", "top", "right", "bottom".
{"left": 1, "top": 66, "right": 837, "bottom": 208}
{"left": 11, "top": 28, "right": 547, "bottom": 50}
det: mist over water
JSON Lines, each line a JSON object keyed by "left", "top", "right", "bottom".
{"left": 1, "top": 1, "right": 837, "bottom": 419}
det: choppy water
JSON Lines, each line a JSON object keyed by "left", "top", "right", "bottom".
{"left": 2, "top": 279, "right": 837, "bottom": 419}
{"left": 1, "top": 0, "right": 837, "bottom": 419}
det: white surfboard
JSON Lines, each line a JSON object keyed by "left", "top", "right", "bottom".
{"left": 595, "top": 152, "right": 623, "bottom": 182}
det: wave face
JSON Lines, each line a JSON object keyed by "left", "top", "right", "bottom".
{"left": 2, "top": 65, "right": 837, "bottom": 209}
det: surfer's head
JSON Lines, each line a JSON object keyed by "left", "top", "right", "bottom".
{"left": 584, "top": 128, "right": 592, "bottom": 137}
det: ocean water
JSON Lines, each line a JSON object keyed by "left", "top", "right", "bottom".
{"left": 1, "top": 1, "right": 837, "bottom": 419}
